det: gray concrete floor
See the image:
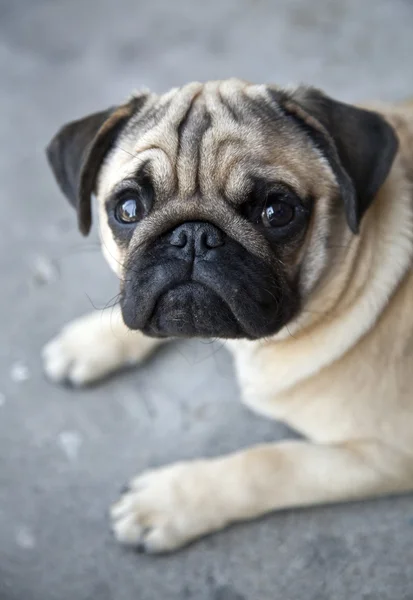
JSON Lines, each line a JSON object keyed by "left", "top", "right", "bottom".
{"left": 1, "top": 0, "right": 413, "bottom": 598}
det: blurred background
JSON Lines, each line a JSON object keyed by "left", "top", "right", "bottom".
{"left": 1, "top": 1, "right": 413, "bottom": 599}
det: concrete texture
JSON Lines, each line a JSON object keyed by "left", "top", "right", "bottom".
{"left": 1, "top": 0, "right": 413, "bottom": 598}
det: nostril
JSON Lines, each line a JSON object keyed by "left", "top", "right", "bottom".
{"left": 170, "top": 230, "right": 188, "bottom": 248}
{"left": 204, "top": 229, "right": 224, "bottom": 249}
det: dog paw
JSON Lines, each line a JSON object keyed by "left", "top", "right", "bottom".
{"left": 111, "top": 461, "right": 227, "bottom": 553}
{"left": 42, "top": 310, "right": 140, "bottom": 387}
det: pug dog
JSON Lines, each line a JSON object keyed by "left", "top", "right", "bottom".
{"left": 43, "top": 79, "right": 413, "bottom": 554}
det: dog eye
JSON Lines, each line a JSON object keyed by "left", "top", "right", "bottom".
{"left": 261, "top": 195, "right": 295, "bottom": 228}
{"left": 115, "top": 197, "right": 145, "bottom": 224}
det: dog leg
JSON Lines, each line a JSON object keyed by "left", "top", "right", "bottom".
{"left": 111, "top": 439, "right": 413, "bottom": 553}
{"left": 43, "top": 306, "right": 165, "bottom": 386}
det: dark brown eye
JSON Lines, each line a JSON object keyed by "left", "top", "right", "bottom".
{"left": 262, "top": 199, "right": 295, "bottom": 228}
{"left": 115, "top": 197, "right": 145, "bottom": 224}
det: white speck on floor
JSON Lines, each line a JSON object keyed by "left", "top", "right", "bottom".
{"left": 58, "top": 430, "right": 83, "bottom": 461}
{"left": 10, "top": 362, "right": 30, "bottom": 383}
{"left": 0, "top": 393, "right": 5, "bottom": 407}
{"left": 15, "top": 526, "right": 36, "bottom": 550}
{"left": 32, "top": 255, "right": 59, "bottom": 285}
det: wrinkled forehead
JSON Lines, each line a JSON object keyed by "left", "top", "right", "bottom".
{"left": 98, "top": 78, "right": 333, "bottom": 202}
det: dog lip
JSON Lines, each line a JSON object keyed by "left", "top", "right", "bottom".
{"left": 145, "top": 277, "right": 273, "bottom": 339}
{"left": 144, "top": 279, "right": 246, "bottom": 339}
{"left": 146, "top": 279, "right": 226, "bottom": 324}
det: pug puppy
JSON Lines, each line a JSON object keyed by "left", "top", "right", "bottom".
{"left": 43, "top": 79, "right": 413, "bottom": 554}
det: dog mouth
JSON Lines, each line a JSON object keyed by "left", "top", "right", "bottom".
{"left": 141, "top": 281, "right": 243, "bottom": 338}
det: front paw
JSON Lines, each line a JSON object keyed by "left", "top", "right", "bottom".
{"left": 42, "top": 312, "right": 130, "bottom": 387}
{"left": 111, "top": 461, "right": 227, "bottom": 553}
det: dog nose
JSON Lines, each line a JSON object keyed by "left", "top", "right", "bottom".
{"left": 169, "top": 221, "right": 224, "bottom": 255}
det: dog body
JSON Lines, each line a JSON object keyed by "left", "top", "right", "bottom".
{"left": 43, "top": 81, "right": 413, "bottom": 552}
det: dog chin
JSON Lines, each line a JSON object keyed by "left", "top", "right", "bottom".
{"left": 127, "top": 282, "right": 244, "bottom": 339}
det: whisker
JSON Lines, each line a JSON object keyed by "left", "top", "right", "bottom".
{"left": 84, "top": 292, "right": 121, "bottom": 311}
{"left": 112, "top": 143, "right": 136, "bottom": 158}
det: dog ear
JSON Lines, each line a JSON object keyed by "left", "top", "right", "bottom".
{"left": 275, "top": 87, "right": 398, "bottom": 233}
{"left": 46, "top": 95, "right": 146, "bottom": 235}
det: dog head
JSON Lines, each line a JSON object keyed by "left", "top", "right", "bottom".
{"left": 46, "top": 79, "right": 398, "bottom": 339}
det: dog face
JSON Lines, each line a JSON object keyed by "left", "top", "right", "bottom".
{"left": 46, "top": 79, "right": 398, "bottom": 339}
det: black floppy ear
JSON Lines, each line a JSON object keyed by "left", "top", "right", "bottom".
{"left": 46, "top": 95, "right": 146, "bottom": 235}
{"left": 276, "top": 87, "right": 398, "bottom": 233}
